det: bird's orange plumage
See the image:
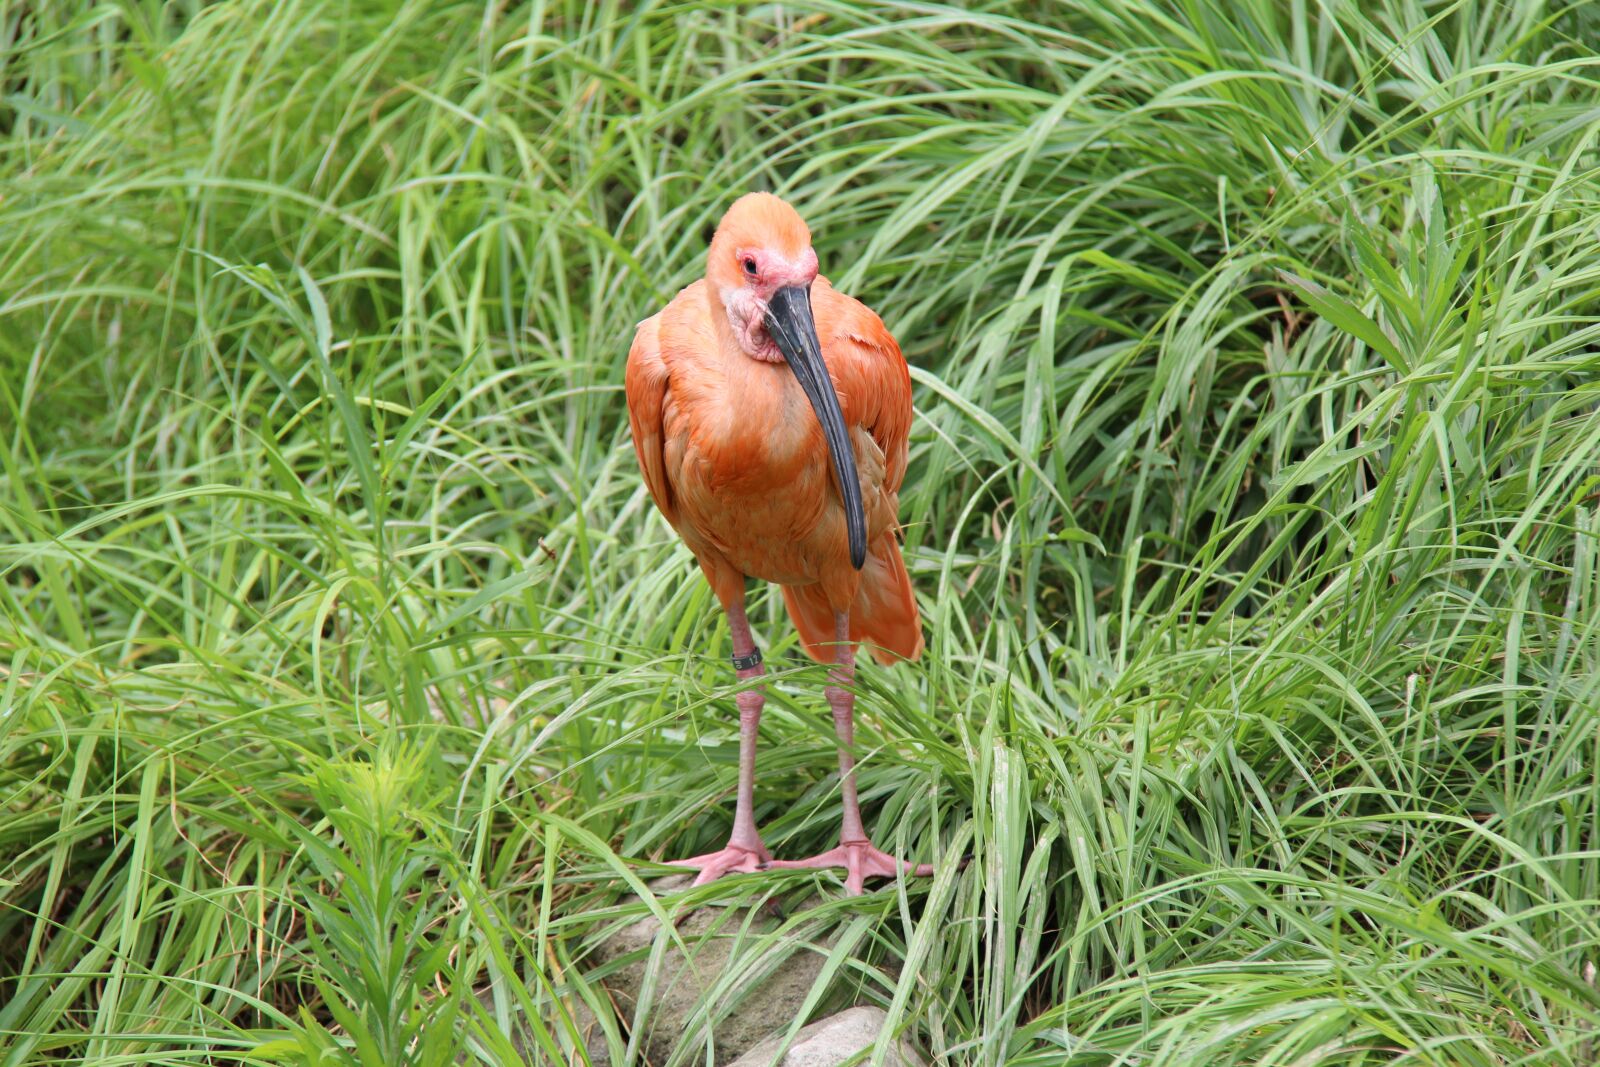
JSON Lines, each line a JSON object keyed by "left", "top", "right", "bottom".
{"left": 625, "top": 193, "right": 922, "bottom": 664}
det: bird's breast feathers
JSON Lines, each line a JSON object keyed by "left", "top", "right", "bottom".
{"left": 628, "top": 276, "right": 907, "bottom": 582}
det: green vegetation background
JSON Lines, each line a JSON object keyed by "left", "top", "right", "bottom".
{"left": 3, "top": 1, "right": 1600, "bottom": 1063}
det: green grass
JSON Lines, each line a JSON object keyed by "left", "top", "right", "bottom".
{"left": 3, "top": 0, "right": 1600, "bottom": 1063}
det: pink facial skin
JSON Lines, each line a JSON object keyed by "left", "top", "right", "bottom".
{"left": 723, "top": 246, "right": 820, "bottom": 362}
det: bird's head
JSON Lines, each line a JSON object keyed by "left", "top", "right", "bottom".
{"left": 707, "top": 192, "right": 820, "bottom": 363}
{"left": 704, "top": 193, "right": 866, "bottom": 569}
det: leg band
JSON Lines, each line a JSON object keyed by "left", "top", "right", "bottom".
{"left": 731, "top": 650, "right": 762, "bottom": 671}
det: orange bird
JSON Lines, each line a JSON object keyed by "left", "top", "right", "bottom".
{"left": 625, "top": 192, "right": 930, "bottom": 894}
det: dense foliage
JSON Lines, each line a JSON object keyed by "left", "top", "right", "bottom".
{"left": 3, "top": 1, "right": 1599, "bottom": 1063}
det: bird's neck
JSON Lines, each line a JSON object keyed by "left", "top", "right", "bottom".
{"left": 706, "top": 281, "right": 749, "bottom": 358}
{"left": 696, "top": 286, "right": 806, "bottom": 447}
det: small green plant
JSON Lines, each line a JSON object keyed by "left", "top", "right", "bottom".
{"left": 255, "top": 743, "right": 462, "bottom": 1066}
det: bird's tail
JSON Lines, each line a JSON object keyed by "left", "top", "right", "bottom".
{"left": 782, "top": 532, "right": 923, "bottom": 666}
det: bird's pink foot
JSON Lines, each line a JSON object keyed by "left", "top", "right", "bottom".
{"left": 769, "top": 839, "right": 933, "bottom": 896}
{"left": 669, "top": 841, "right": 773, "bottom": 886}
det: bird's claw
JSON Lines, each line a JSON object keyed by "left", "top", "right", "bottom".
{"left": 668, "top": 842, "right": 773, "bottom": 886}
{"left": 768, "top": 839, "right": 933, "bottom": 896}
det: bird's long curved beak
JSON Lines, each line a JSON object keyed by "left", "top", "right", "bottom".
{"left": 765, "top": 285, "right": 867, "bottom": 570}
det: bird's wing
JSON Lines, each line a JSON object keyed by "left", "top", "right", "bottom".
{"left": 816, "top": 279, "right": 914, "bottom": 493}
{"left": 625, "top": 302, "right": 678, "bottom": 525}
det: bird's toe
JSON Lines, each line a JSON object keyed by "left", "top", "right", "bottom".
{"left": 670, "top": 842, "right": 772, "bottom": 886}
{"left": 769, "top": 839, "right": 933, "bottom": 895}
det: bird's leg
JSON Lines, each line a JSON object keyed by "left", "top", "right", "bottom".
{"left": 669, "top": 598, "right": 773, "bottom": 885}
{"left": 771, "top": 612, "right": 933, "bottom": 895}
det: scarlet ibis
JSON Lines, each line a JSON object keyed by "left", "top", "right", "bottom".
{"left": 625, "top": 192, "right": 930, "bottom": 895}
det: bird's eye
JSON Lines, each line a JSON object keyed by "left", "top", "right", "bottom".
{"left": 742, "top": 257, "right": 758, "bottom": 277}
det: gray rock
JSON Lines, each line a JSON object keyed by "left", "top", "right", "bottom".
{"left": 588, "top": 876, "right": 838, "bottom": 1063}
{"left": 723, "top": 1007, "right": 927, "bottom": 1067}
{"left": 472, "top": 984, "right": 612, "bottom": 1066}
{"left": 560, "top": 996, "right": 615, "bottom": 1067}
